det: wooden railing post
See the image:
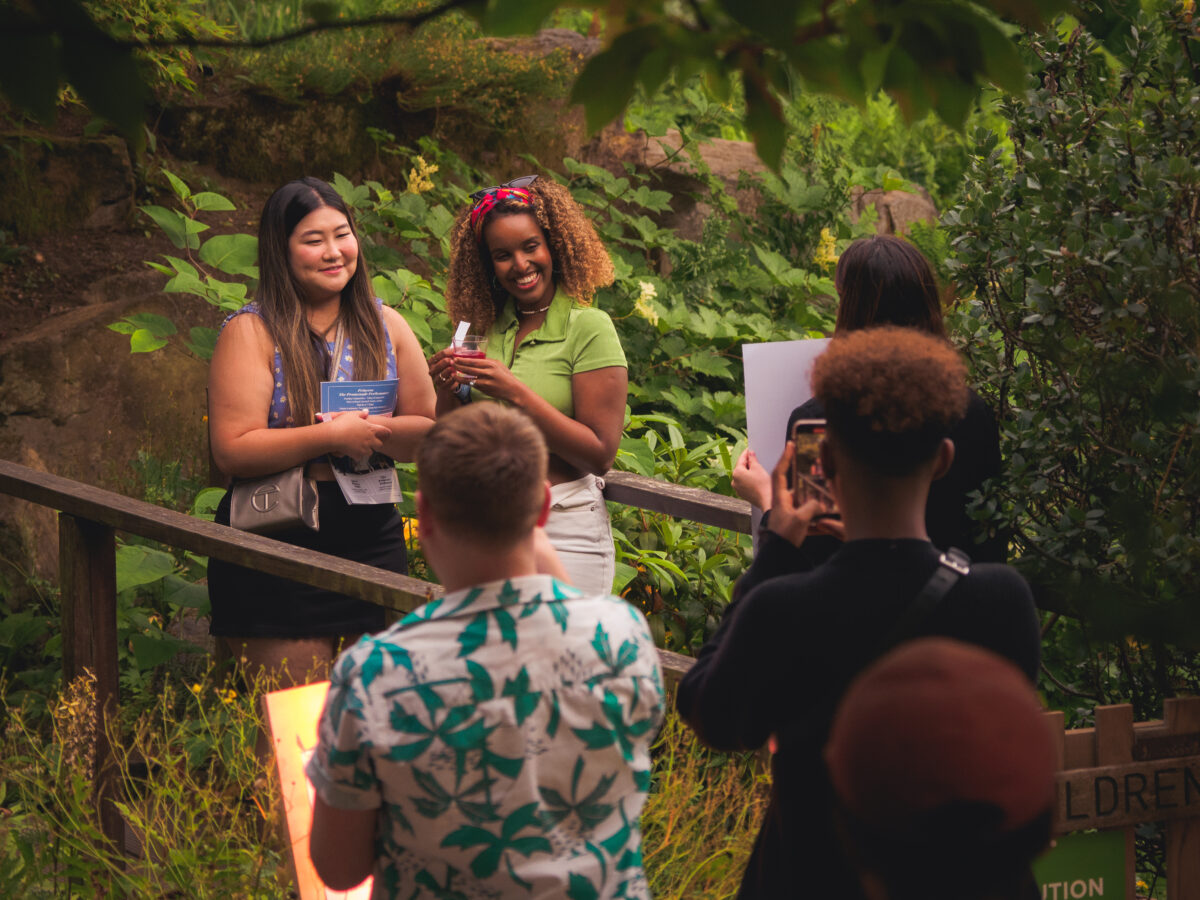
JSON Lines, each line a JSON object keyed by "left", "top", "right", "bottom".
{"left": 1164, "top": 697, "right": 1200, "bottom": 900}
{"left": 58, "top": 513, "right": 123, "bottom": 852}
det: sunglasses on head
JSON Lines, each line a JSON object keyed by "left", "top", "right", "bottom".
{"left": 469, "top": 175, "right": 539, "bottom": 202}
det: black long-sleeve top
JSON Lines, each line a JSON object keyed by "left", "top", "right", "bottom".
{"left": 676, "top": 535, "right": 1040, "bottom": 900}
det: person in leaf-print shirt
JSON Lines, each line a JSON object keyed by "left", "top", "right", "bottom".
{"left": 307, "top": 404, "right": 665, "bottom": 899}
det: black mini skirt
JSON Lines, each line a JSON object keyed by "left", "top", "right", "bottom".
{"left": 208, "top": 482, "right": 404, "bottom": 638}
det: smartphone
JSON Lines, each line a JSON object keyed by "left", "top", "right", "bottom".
{"left": 791, "top": 419, "right": 838, "bottom": 518}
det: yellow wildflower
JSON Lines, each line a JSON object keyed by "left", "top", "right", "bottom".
{"left": 633, "top": 281, "right": 660, "bottom": 325}
{"left": 813, "top": 227, "right": 839, "bottom": 273}
{"left": 406, "top": 157, "right": 439, "bottom": 194}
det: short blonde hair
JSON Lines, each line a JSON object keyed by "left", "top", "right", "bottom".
{"left": 417, "top": 403, "right": 547, "bottom": 545}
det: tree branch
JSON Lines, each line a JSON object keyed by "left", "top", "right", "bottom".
{"left": 9, "top": 0, "right": 475, "bottom": 50}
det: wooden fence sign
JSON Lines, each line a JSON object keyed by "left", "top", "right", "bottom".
{"left": 1056, "top": 755, "right": 1200, "bottom": 832}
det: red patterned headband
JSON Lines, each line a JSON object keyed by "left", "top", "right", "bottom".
{"left": 468, "top": 175, "right": 539, "bottom": 240}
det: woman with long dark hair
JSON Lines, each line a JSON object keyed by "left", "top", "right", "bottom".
{"left": 733, "top": 234, "right": 1005, "bottom": 562}
{"left": 427, "top": 176, "right": 626, "bottom": 594}
{"left": 207, "top": 177, "right": 435, "bottom": 682}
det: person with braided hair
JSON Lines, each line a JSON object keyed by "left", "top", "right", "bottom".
{"left": 428, "top": 176, "right": 626, "bottom": 594}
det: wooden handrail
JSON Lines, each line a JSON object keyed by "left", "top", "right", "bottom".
{"left": 0, "top": 458, "right": 706, "bottom": 681}
{"left": 601, "top": 471, "right": 753, "bottom": 534}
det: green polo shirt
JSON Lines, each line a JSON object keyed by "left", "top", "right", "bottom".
{"left": 472, "top": 292, "right": 627, "bottom": 417}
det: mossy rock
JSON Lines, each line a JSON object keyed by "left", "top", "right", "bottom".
{"left": 0, "top": 133, "right": 134, "bottom": 239}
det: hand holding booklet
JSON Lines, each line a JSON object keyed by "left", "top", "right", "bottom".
{"left": 319, "top": 378, "right": 403, "bottom": 505}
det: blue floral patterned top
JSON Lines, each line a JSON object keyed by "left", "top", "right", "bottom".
{"left": 306, "top": 574, "right": 666, "bottom": 899}
{"left": 222, "top": 299, "right": 397, "bottom": 427}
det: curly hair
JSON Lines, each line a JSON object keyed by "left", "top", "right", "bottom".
{"left": 446, "top": 178, "right": 615, "bottom": 334}
{"left": 812, "top": 327, "right": 968, "bottom": 475}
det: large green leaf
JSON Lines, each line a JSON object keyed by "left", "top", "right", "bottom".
{"left": 716, "top": 0, "right": 810, "bottom": 39}
{"left": 743, "top": 74, "right": 786, "bottom": 171}
{"left": 186, "top": 326, "right": 219, "bottom": 359}
{"left": 142, "top": 205, "right": 190, "bottom": 249}
{"left": 199, "top": 234, "right": 259, "bottom": 277}
{"left": 397, "top": 307, "right": 433, "bottom": 346}
{"left": 571, "top": 28, "right": 660, "bottom": 134}
{"left": 163, "top": 170, "right": 191, "bottom": 201}
{"left": 129, "top": 632, "right": 202, "bottom": 672}
{"left": 191, "top": 191, "right": 236, "bottom": 212}
{"left": 115, "top": 544, "right": 176, "bottom": 593}
{"left": 129, "top": 329, "right": 167, "bottom": 353}
{"left": 162, "top": 574, "right": 210, "bottom": 615}
{"left": 125, "top": 312, "right": 177, "bottom": 336}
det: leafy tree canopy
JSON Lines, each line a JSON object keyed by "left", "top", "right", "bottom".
{"left": 1, "top": 0, "right": 1070, "bottom": 165}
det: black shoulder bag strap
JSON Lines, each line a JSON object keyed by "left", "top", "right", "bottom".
{"left": 880, "top": 547, "right": 972, "bottom": 649}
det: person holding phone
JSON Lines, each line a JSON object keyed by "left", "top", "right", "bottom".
{"left": 427, "top": 176, "right": 626, "bottom": 595}
{"left": 678, "top": 328, "right": 1039, "bottom": 900}
{"left": 732, "top": 234, "right": 1005, "bottom": 562}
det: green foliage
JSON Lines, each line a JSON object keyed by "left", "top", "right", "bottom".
{"left": 573, "top": 0, "right": 1071, "bottom": 168}
{"left": 641, "top": 712, "right": 765, "bottom": 898}
{"left": 3, "top": 0, "right": 1069, "bottom": 165}
{"left": 0, "top": 665, "right": 756, "bottom": 898}
{"left": 83, "top": 0, "right": 231, "bottom": 93}
{"left": 946, "top": 4, "right": 1200, "bottom": 695}
{"left": 0, "top": 666, "right": 288, "bottom": 897}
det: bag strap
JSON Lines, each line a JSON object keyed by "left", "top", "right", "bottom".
{"left": 328, "top": 320, "right": 347, "bottom": 381}
{"left": 880, "top": 547, "right": 971, "bottom": 649}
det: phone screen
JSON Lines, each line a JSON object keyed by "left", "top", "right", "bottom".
{"left": 792, "top": 419, "right": 837, "bottom": 517}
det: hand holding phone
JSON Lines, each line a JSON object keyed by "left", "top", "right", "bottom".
{"left": 791, "top": 419, "right": 838, "bottom": 519}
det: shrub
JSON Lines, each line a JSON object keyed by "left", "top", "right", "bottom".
{"left": 947, "top": 4, "right": 1200, "bottom": 707}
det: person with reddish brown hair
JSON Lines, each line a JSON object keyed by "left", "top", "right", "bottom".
{"left": 826, "top": 638, "right": 1057, "bottom": 900}
{"left": 678, "top": 327, "right": 1040, "bottom": 900}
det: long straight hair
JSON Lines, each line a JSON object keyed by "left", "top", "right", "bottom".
{"left": 255, "top": 177, "right": 387, "bottom": 426}
{"left": 834, "top": 235, "right": 946, "bottom": 338}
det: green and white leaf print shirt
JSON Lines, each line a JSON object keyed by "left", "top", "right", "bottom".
{"left": 306, "top": 574, "right": 666, "bottom": 899}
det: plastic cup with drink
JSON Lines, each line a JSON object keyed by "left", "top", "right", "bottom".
{"left": 452, "top": 334, "right": 488, "bottom": 383}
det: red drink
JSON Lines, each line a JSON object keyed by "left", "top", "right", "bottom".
{"left": 451, "top": 336, "right": 488, "bottom": 384}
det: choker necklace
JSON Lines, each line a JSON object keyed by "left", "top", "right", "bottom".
{"left": 517, "top": 302, "right": 552, "bottom": 315}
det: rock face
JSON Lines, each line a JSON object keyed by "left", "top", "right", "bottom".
{"left": 0, "top": 134, "right": 135, "bottom": 238}
{"left": 0, "top": 268, "right": 215, "bottom": 590}
{"left": 582, "top": 128, "right": 766, "bottom": 242}
{"left": 849, "top": 186, "right": 939, "bottom": 235}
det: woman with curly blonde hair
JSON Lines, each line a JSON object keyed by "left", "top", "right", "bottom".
{"left": 428, "top": 175, "right": 626, "bottom": 593}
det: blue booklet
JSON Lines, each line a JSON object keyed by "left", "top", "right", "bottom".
{"left": 320, "top": 378, "right": 399, "bottom": 416}
{"left": 319, "top": 378, "right": 402, "bottom": 505}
